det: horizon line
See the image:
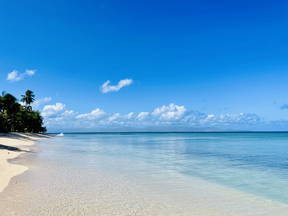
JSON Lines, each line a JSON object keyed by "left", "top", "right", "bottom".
{"left": 47, "top": 131, "right": 288, "bottom": 134}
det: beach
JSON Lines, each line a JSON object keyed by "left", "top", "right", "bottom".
{"left": 1, "top": 133, "right": 288, "bottom": 215}
{"left": 1, "top": 0, "right": 287, "bottom": 214}
{"left": 0, "top": 133, "right": 49, "bottom": 193}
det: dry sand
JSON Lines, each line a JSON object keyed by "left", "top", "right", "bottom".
{"left": 0, "top": 133, "right": 50, "bottom": 193}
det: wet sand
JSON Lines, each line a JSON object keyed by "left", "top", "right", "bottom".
{"left": 1, "top": 136, "right": 288, "bottom": 216}
{"left": 0, "top": 133, "right": 50, "bottom": 193}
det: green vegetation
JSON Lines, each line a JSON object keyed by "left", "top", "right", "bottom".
{"left": 0, "top": 90, "right": 46, "bottom": 133}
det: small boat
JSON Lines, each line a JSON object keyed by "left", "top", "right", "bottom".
{"left": 56, "top": 133, "right": 64, "bottom": 137}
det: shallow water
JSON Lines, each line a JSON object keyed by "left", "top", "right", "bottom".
{"left": 2, "top": 132, "right": 288, "bottom": 215}
{"left": 48, "top": 132, "right": 288, "bottom": 203}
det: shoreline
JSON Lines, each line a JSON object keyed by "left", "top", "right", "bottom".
{"left": 1, "top": 134, "right": 288, "bottom": 215}
{"left": 0, "top": 133, "right": 50, "bottom": 193}
{"left": 2, "top": 150, "right": 288, "bottom": 215}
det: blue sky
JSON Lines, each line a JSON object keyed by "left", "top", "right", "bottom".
{"left": 1, "top": 0, "right": 288, "bottom": 131}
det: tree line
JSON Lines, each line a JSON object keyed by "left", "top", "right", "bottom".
{"left": 0, "top": 90, "right": 46, "bottom": 133}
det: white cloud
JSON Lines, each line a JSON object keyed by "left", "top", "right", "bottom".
{"left": 33, "top": 97, "right": 52, "bottom": 109}
{"left": 42, "top": 103, "right": 263, "bottom": 131}
{"left": 6, "top": 69, "right": 36, "bottom": 82}
{"left": 136, "top": 112, "right": 149, "bottom": 120}
{"left": 62, "top": 110, "right": 75, "bottom": 116}
{"left": 25, "top": 69, "right": 36, "bottom": 76}
{"left": 152, "top": 104, "right": 186, "bottom": 120}
{"left": 126, "top": 112, "right": 135, "bottom": 119}
{"left": 100, "top": 79, "right": 133, "bottom": 93}
{"left": 207, "top": 114, "right": 215, "bottom": 118}
{"left": 108, "top": 113, "right": 121, "bottom": 122}
{"left": 76, "top": 108, "right": 106, "bottom": 120}
{"left": 42, "top": 103, "right": 66, "bottom": 117}
{"left": 7, "top": 70, "right": 22, "bottom": 81}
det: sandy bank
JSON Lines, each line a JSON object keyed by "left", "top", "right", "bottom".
{"left": 1, "top": 134, "right": 288, "bottom": 215}
{"left": 0, "top": 133, "right": 50, "bottom": 193}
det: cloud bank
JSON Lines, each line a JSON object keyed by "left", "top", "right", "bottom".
{"left": 42, "top": 103, "right": 66, "bottom": 117}
{"left": 100, "top": 79, "right": 133, "bottom": 93}
{"left": 33, "top": 97, "right": 52, "bottom": 109}
{"left": 42, "top": 103, "right": 266, "bottom": 132}
{"left": 7, "top": 69, "right": 36, "bottom": 82}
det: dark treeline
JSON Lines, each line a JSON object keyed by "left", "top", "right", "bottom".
{"left": 0, "top": 90, "right": 46, "bottom": 133}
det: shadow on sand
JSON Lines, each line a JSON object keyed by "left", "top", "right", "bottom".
{"left": 0, "top": 144, "right": 30, "bottom": 153}
{"left": 0, "top": 133, "right": 52, "bottom": 142}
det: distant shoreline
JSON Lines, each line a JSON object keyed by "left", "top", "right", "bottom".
{"left": 48, "top": 131, "right": 288, "bottom": 134}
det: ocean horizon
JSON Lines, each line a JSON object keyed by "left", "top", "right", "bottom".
{"left": 50, "top": 131, "right": 288, "bottom": 134}
{"left": 1, "top": 0, "right": 288, "bottom": 214}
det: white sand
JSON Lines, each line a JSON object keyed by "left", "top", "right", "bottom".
{"left": 1, "top": 134, "right": 288, "bottom": 215}
{"left": 0, "top": 133, "right": 49, "bottom": 193}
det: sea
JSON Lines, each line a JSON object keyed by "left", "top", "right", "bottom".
{"left": 2, "top": 132, "right": 288, "bottom": 215}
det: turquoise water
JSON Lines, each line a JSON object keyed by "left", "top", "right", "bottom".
{"left": 44, "top": 132, "right": 288, "bottom": 203}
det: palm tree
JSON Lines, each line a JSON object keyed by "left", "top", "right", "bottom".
{"left": 1, "top": 92, "right": 20, "bottom": 131}
{"left": 0, "top": 90, "right": 46, "bottom": 133}
{"left": 21, "top": 90, "right": 35, "bottom": 111}
{"left": 2, "top": 93, "right": 18, "bottom": 113}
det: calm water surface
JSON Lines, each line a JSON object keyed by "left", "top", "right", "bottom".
{"left": 43, "top": 132, "right": 288, "bottom": 203}
{"left": 2, "top": 132, "right": 288, "bottom": 216}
